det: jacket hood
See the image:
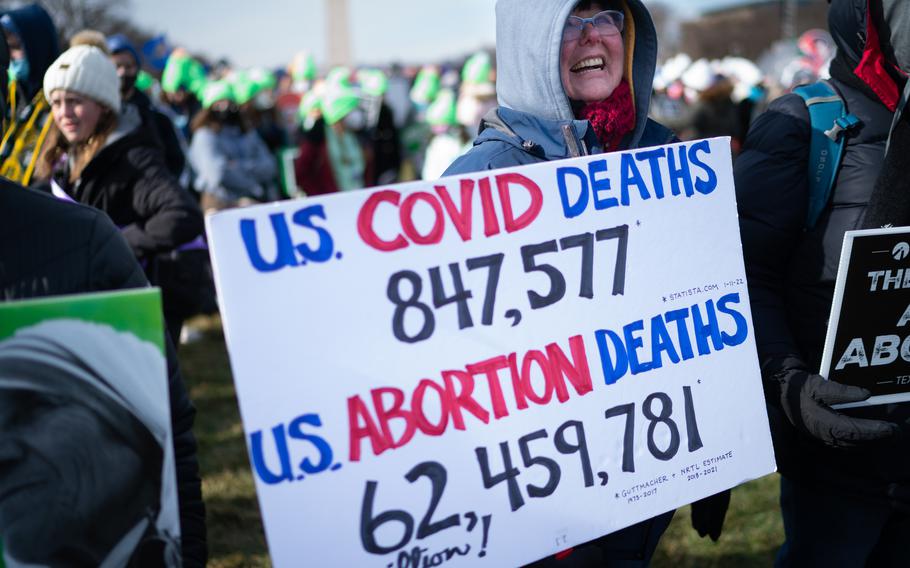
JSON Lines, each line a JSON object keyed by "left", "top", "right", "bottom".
{"left": 494, "top": 0, "right": 658, "bottom": 146}
{"left": 107, "top": 103, "right": 144, "bottom": 149}
{"left": 0, "top": 4, "right": 59, "bottom": 98}
{"left": 477, "top": 105, "right": 600, "bottom": 160}
{"left": 829, "top": 0, "right": 907, "bottom": 111}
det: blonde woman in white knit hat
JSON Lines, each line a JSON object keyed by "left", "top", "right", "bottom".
{"left": 33, "top": 45, "right": 205, "bottom": 344}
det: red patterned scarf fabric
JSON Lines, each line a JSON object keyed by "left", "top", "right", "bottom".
{"left": 577, "top": 80, "right": 636, "bottom": 151}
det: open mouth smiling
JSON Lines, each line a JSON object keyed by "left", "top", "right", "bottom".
{"left": 571, "top": 57, "right": 605, "bottom": 73}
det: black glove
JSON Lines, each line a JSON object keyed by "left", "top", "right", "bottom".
{"left": 772, "top": 368, "right": 900, "bottom": 448}
{"left": 690, "top": 490, "right": 731, "bottom": 541}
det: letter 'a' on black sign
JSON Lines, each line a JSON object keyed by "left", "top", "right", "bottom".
{"left": 820, "top": 227, "right": 910, "bottom": 408}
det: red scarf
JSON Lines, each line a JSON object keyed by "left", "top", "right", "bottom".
{"left": 578, "top": 80, "right": 636, "bottom": 151}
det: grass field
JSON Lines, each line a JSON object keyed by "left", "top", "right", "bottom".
{"left": 180, "top": 322, "right": 784, "bottom": 567}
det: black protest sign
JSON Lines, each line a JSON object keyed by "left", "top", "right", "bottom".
{"left": 821, "top": 227, "right": 910, "bottom": 404}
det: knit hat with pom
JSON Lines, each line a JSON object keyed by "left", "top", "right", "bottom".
{"left": 43, "top": 45, "right": 121, "bottom": 113}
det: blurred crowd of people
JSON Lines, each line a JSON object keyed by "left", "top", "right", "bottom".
{"left": 1, "top": 1, "right": 843, "bottom": 223}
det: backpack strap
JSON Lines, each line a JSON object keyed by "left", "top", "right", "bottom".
{"left": 793, "top": 80, "right": 861, "bottom": 229}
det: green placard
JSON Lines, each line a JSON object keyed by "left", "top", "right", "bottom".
{"left": 0, "top": 288, "right": 164, "bottom": 354}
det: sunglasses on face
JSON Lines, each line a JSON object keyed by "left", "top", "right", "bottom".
{"left": 563, "top": 10, "right": 624, "bottom": 42}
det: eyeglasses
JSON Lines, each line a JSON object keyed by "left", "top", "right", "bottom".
{"left": 563, "top": 10, "right": 624, "bottom": 42}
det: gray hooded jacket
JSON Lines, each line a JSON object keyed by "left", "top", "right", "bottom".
{"left": 445, "top": 0, "right": 675, "bottom": 175}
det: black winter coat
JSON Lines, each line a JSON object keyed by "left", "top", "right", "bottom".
{"left": 51, "top": 110, "right": 202, "bottom": 262}
{"left": 0, "top": 182, "right": 208, "bottom": 565}
{"left": 734, "top": 1, "right": 910, "bottom": 500}
{"left": 130, "top": 89, "right": 187, "bottom": 178}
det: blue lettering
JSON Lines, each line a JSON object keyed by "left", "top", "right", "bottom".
{"left": 292, "top": 205, "right": 335, "bottom": 262}
{"left": 664, "top": 308, "right": 695, "bottom": 360}
{"left": 241, "top": 214, "right": 299, "bottom": 273}
{"left": 667, "top": 146, "right": 695, "bottom": 197}
{"left": 717, "top": 292, "right": 749, "bottom": 346}
{"left": 595, "top": 329, "right": 628, "bottom": 384}
{"left": 635, "top": 148, "right": 667, "bottom": 199}
{"left": 691, "top": 300, "right": 724, "bottom": 355}
{"left": 250, "top": 424, "right": 294, "bottom": 485}
{"left": 592, "top": 296, "right": 749, "bottom": 383}
{"left": 620, "top": 154, "right": 651, "bottom": 206}
{"left": 288, "top": 413, "right": 335, "bottom": 474}
{"left": 589, "top": 159, "right": 618, "bottom": 210}
{"left": 688, "top": 140, "right": 718, "bottom": 195}
{"left": 650, "top": 313, "right": 680, "bottom": 369}
{"left": 623, "top": 319, "right": 653, "bottom": 374}
{"left": 557, "top": 166, "right": 589, "bottom": 218}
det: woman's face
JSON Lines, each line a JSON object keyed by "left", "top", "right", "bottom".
{"left": 49, "top": 90, "right": 106, "bottom": 144}
{"left": 560, "top": 4, "right": 626, "bottom": 104}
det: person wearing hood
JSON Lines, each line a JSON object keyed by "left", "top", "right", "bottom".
{"left": 33, "top": 45, "right": 205, "bottom": 345}
{"left": 0, "top": 3, "right": 59, "bottom": 185}
{"left": 188, "top": 79, "right": 278, "bottom": 212}
{"left": 0, "top": 4, "right": 57, "bottom": 105}
{"left": 421, "top": 87, "right": 470, "bottom": 180}
{"left": 108, "top": 33, "right": 187, "bottom": 178}
{"left": 0, "top": 33, "right": 207, "bottom": 567}
{"left": 445, "top": 0, "right": 675, "bottom": 177}
{"left": 455, "top": 51, "right": 498, "bottom": 139}
{"left": 293, "top": 80, "right": 367, "bottom": 195}
{"left": 357, "top": 68, "right": 403, "bottom": 187}
{"left": 445, "top": 1, "right": 730, "bottom": 566}
{"left": 159, "top": 50, "right": 204, "bottom": 143}
{"left": 735, "top": 0, "right": 910, "bottom": 564}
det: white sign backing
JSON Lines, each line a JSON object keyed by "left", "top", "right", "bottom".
{"left": 207, "top": 137, "right": 776, "bottom": 567}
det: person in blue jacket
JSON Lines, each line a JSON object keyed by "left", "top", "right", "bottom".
{"left": 444, "top": 0, "right": 674, "bottom": 176}
{"left": 445, "top": 1, "right": 729, "bottom": 566}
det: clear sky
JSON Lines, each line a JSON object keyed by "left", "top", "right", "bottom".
{"left": 130, "top": 0, "right": 750, "bottom": 69}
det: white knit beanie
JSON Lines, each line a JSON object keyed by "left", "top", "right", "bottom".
{"left": 43, "top": 45, "right": 121, "bottom": 113}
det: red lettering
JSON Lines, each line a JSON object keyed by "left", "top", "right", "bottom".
{"left": 507, "top": 352, "right": 528, "bottom": 410}
{"left": 347, "top": 395, "right": 390, "bottom": 462}
{"left": 412, "top": 378, "right": 450, "bottom": 436}
{"left": 442, "top": 370, "right": 490, "bottom": 430}
{"left": 357, "top": 190, "right": 408, "bottom": 252}
{"left": 548, "top": 335, "right": 594, "bottom": 402}
{"left": 467, "top": 356, "right": 511, "bottom": 419}
{"left": 521, "top": 349, "right": 555, "bottom": 405}
{"left": 400, "top": 192, "right": 444, "bottom": 245}
{"left": 496, "top": 173, "right": 543, "bottom": 233}
{"left": 478, "top": 177, "right": 501, "bottom": 237}
{"left": 434, "top": 180, "right": 474, "bottom": 242}
{"left": 371, "top": 387, "right": 416, "bottom": 449}
{"left": 347, "top": 335, "right": 592, "bottom": 459}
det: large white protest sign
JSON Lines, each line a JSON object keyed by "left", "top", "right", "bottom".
{"left": 207, "top": 137, "right": 775, "bottom": 567}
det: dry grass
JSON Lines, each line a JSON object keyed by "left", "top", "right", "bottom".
{"left": 652, "top": 474, "right": 783, "bottom": 567}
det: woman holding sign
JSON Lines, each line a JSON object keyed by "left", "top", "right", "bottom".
{"left": 445, "top": 0, "right": 728, "bottom": 565}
